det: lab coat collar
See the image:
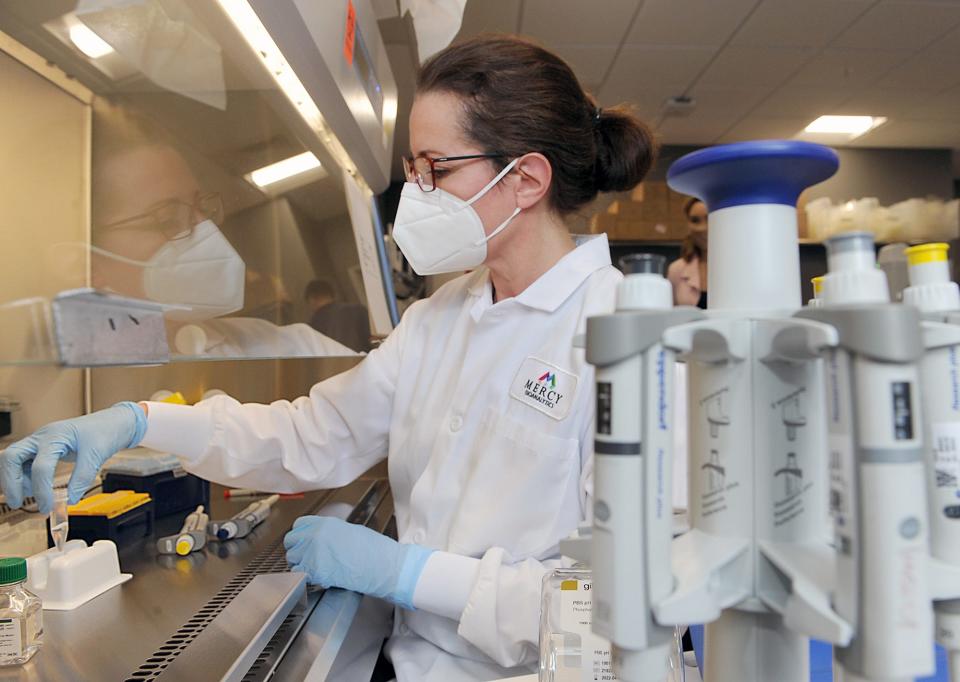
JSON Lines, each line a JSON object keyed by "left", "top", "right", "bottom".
{"left": 467, "top": 234, "right": 611, "bottom": 314}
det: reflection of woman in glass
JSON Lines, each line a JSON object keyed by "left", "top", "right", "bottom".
{"left": 88, "top": 110, "right": 354, "bottom": 358}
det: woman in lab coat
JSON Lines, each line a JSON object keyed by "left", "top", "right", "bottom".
{"left": 1, "top": 35, "right": 655, "bottom": 681}
{"left": 667, "top": 198, "right": 709, "bottom": 308}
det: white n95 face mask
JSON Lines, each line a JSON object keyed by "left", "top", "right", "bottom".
{"left": 393, "top": 158, "right": 522, "bottom": 275}
{"left": 92, "top": 219, "right": 246, "bottom": 321}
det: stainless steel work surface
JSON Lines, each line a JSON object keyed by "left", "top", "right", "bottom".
{"left": 2, "top": 479, "right": 382, "bottom": 682}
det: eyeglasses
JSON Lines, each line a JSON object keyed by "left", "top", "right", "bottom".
{"left": 98, "top": 192, "right": 224, "bottom": 240}
{"left": 689, "top": 215, "right": 707, "bottom": 226}
{"left": 402, "top": 153, "right": 505, "bottom": 192}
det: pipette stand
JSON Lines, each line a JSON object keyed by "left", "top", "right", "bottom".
{"left": 585, "top": 141, "right": 960, "bottom": 682}
{"left": 25, "top": 539, "right": 131, "bottom": 610}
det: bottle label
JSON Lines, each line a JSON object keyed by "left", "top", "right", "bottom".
{"left": 0, "top": 619, "right": 22, "bottom": 657}
{"left": 559, "top": 579, "right": 619, "bottom": 682}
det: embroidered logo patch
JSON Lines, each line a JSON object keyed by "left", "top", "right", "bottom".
{"left": 510, "top": 357, "right": 578, "bottom": 420}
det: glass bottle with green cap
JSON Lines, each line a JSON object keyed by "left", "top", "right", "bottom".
{"left": 0, "top": 557, "right": 42, "bottom": 665}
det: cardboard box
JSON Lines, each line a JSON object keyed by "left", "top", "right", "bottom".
{"left": 589, "top": 211, "right": 618, "bottom": 236}
{"left": 643, "top": 181, "right": 669, "bottom": 206}
{"left": 615, "top": 219, "right": 672, "bottom": 241}
{"left": 642, "top": 192, "right": 671, "bottom": 224}
{"left": 667, "top": 189, "right": 694, "bottom": 240}
{"left": 607, "top": 199, "right": 647, "bottom": 219}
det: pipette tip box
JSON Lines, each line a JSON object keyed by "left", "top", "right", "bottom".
{"left": 46, "top": 490, "right": 154, "bottom": 549}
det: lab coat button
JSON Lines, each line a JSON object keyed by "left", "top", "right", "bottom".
{"left": 399, "top": 624, "right": 410, "bottom": 635}
{"left": 413, "top": 530, "right": 425, "bottom": 543}
{"left": 449, "top": 415, "right": 463, "bottom": 432}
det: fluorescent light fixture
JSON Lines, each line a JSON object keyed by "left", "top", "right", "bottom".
{"left": 216, "top": 0, "right": 357, "bottom": 178}
{"left": 67, "top": 18, "right": 114, "bottom": 59}
{"left": 803, "top": 115, "right": 886, "bottom": 139}
{"left": 43, "top": 14, "right": 135, "bottom": 81}
{"left": 246, "top": 152, "right": 327, "bottom": 194}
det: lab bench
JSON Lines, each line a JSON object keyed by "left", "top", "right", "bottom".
{"left": 3, "top": 478, "right": 395, "bottom": 682}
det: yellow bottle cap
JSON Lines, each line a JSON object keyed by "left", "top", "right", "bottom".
{"left": 904, "top": 243, "right": 949, "bottom": 266}
{"left": 811, "top": 276, "right": 825, "bottom": 295}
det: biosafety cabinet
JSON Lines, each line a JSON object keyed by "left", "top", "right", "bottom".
{"left": 0, "top": 0, "right": 405, "bottom": 416}
{"left": 0, "top": 2, "right": 405, "bottom": 679}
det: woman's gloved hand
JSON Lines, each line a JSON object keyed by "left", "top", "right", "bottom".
{"left": 283, "top": 516, "right": 433, "bottom": 610}
{"left": 0, "top": 402, "right": 147, "bottom": 513}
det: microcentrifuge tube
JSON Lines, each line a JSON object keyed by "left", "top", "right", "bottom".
{"left": 50, "top": 489, "right": 69, "bottom": 552}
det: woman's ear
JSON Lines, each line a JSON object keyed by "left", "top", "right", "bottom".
{"left": 511, "top": 152, "right": 553, "bottom": 210}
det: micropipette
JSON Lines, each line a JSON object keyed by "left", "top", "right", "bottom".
{"left": 50, "top": 488, "right": 69, "bottom": 552}
{"left": 208, "top": 494, "right": 279, "bottom": 541}
{"left": 223, "top": 488, "right": 303, "bottom": 500}
{"left": 156, "top": 505, "right": 209, "bottom": 556}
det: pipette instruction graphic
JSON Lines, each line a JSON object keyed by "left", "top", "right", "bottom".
{"left": 156, "top": 505, "right": 209, "bottom": 556}
{"left": 700, "top": 388, "right": 730, "bottom": 437}
{"left": 775, "top": 388, "right": 807, "bottom": 441}
{"left": 208, "top": 494, "right": 279, "bottom": 541}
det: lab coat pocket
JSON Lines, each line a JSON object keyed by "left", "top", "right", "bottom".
{"left": 448, "top": 407, "right": 580, "bottom": 560}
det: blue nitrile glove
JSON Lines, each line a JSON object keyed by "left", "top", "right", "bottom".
{"left": 283, "top": 516, "right": 434, "bottom": 610}
{"left": 0, "top": 402, "right": 147, "bottom": 513}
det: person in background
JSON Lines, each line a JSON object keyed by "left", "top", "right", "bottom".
{"left": 304, "top": 279, "right": 372, "bottom": 352}
{"left": 667, "top": 197, "right": 708, "bottom": 308}
{"left": 243, "top": 270, "right": 295, "bottom": 325}
{"left": 2, "top": 35, "right": 655, "bottom": 681}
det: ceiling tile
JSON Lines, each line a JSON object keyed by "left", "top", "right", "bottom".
{"left": 789, "top": 48, "right": 910, "bottom": 89}
{"left": 878, "top": 49, "right": 960, "bottom": 90}
{"left": 551, "top": 45, "right": 620, "bottom": 89}
{"left": 926, "top": 23, "right": 960, "bottom": 59}
{"left": 600, "top": 46, "right": 717, "bottom": 100}
{"left": 597, "top": 86, "right": 675, "bottom": 120}
{"left": 684, "top": 87, "right": 773, "bottom": 119}
{"left": 697, "top": 46, "right": 815, "bottom": 88}
{"left": 833, "top": 87, "right": 944, "bottom": 118}
{"left": 732, "top": 0, "right": 872, "bottom": 48}
{"left": 750, "top": 87, "right": 851, "bottom": 118}
{"left": 521, "top": 0, "right": 639, "bottom": 44}
{"left": 846, "top": 118, "right": 960, "bottom": 148}
{"left": 657, "top": 115, "right": 733, "bottom": 145}
{"left": 905, "top": 85, "right": 960, "bottom": 121}
{"left": 718, "top": 116, "right": 812, "bottom": 142}
{"left": 831, "top": 1, "right": 960, "bottom": 51}
{"left": 456, "top": 0, "right": 521, "bottom": 38}
{"left": 627, "top": 0, "right": 758, "bottom": 47}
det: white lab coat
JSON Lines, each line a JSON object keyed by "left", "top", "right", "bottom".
{"left": 141, "top": 234, "right": 621, "bottom": 681}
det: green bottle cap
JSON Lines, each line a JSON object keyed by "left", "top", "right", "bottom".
{"left": 0, "top": 558, "right": 27, "bottom": 585}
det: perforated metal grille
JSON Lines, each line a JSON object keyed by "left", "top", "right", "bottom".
{"left": 123, "top": 536, "right": 291, "bottom": 682}
{"left": 240, "top": 610, "right": 304, "bottom": 682}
